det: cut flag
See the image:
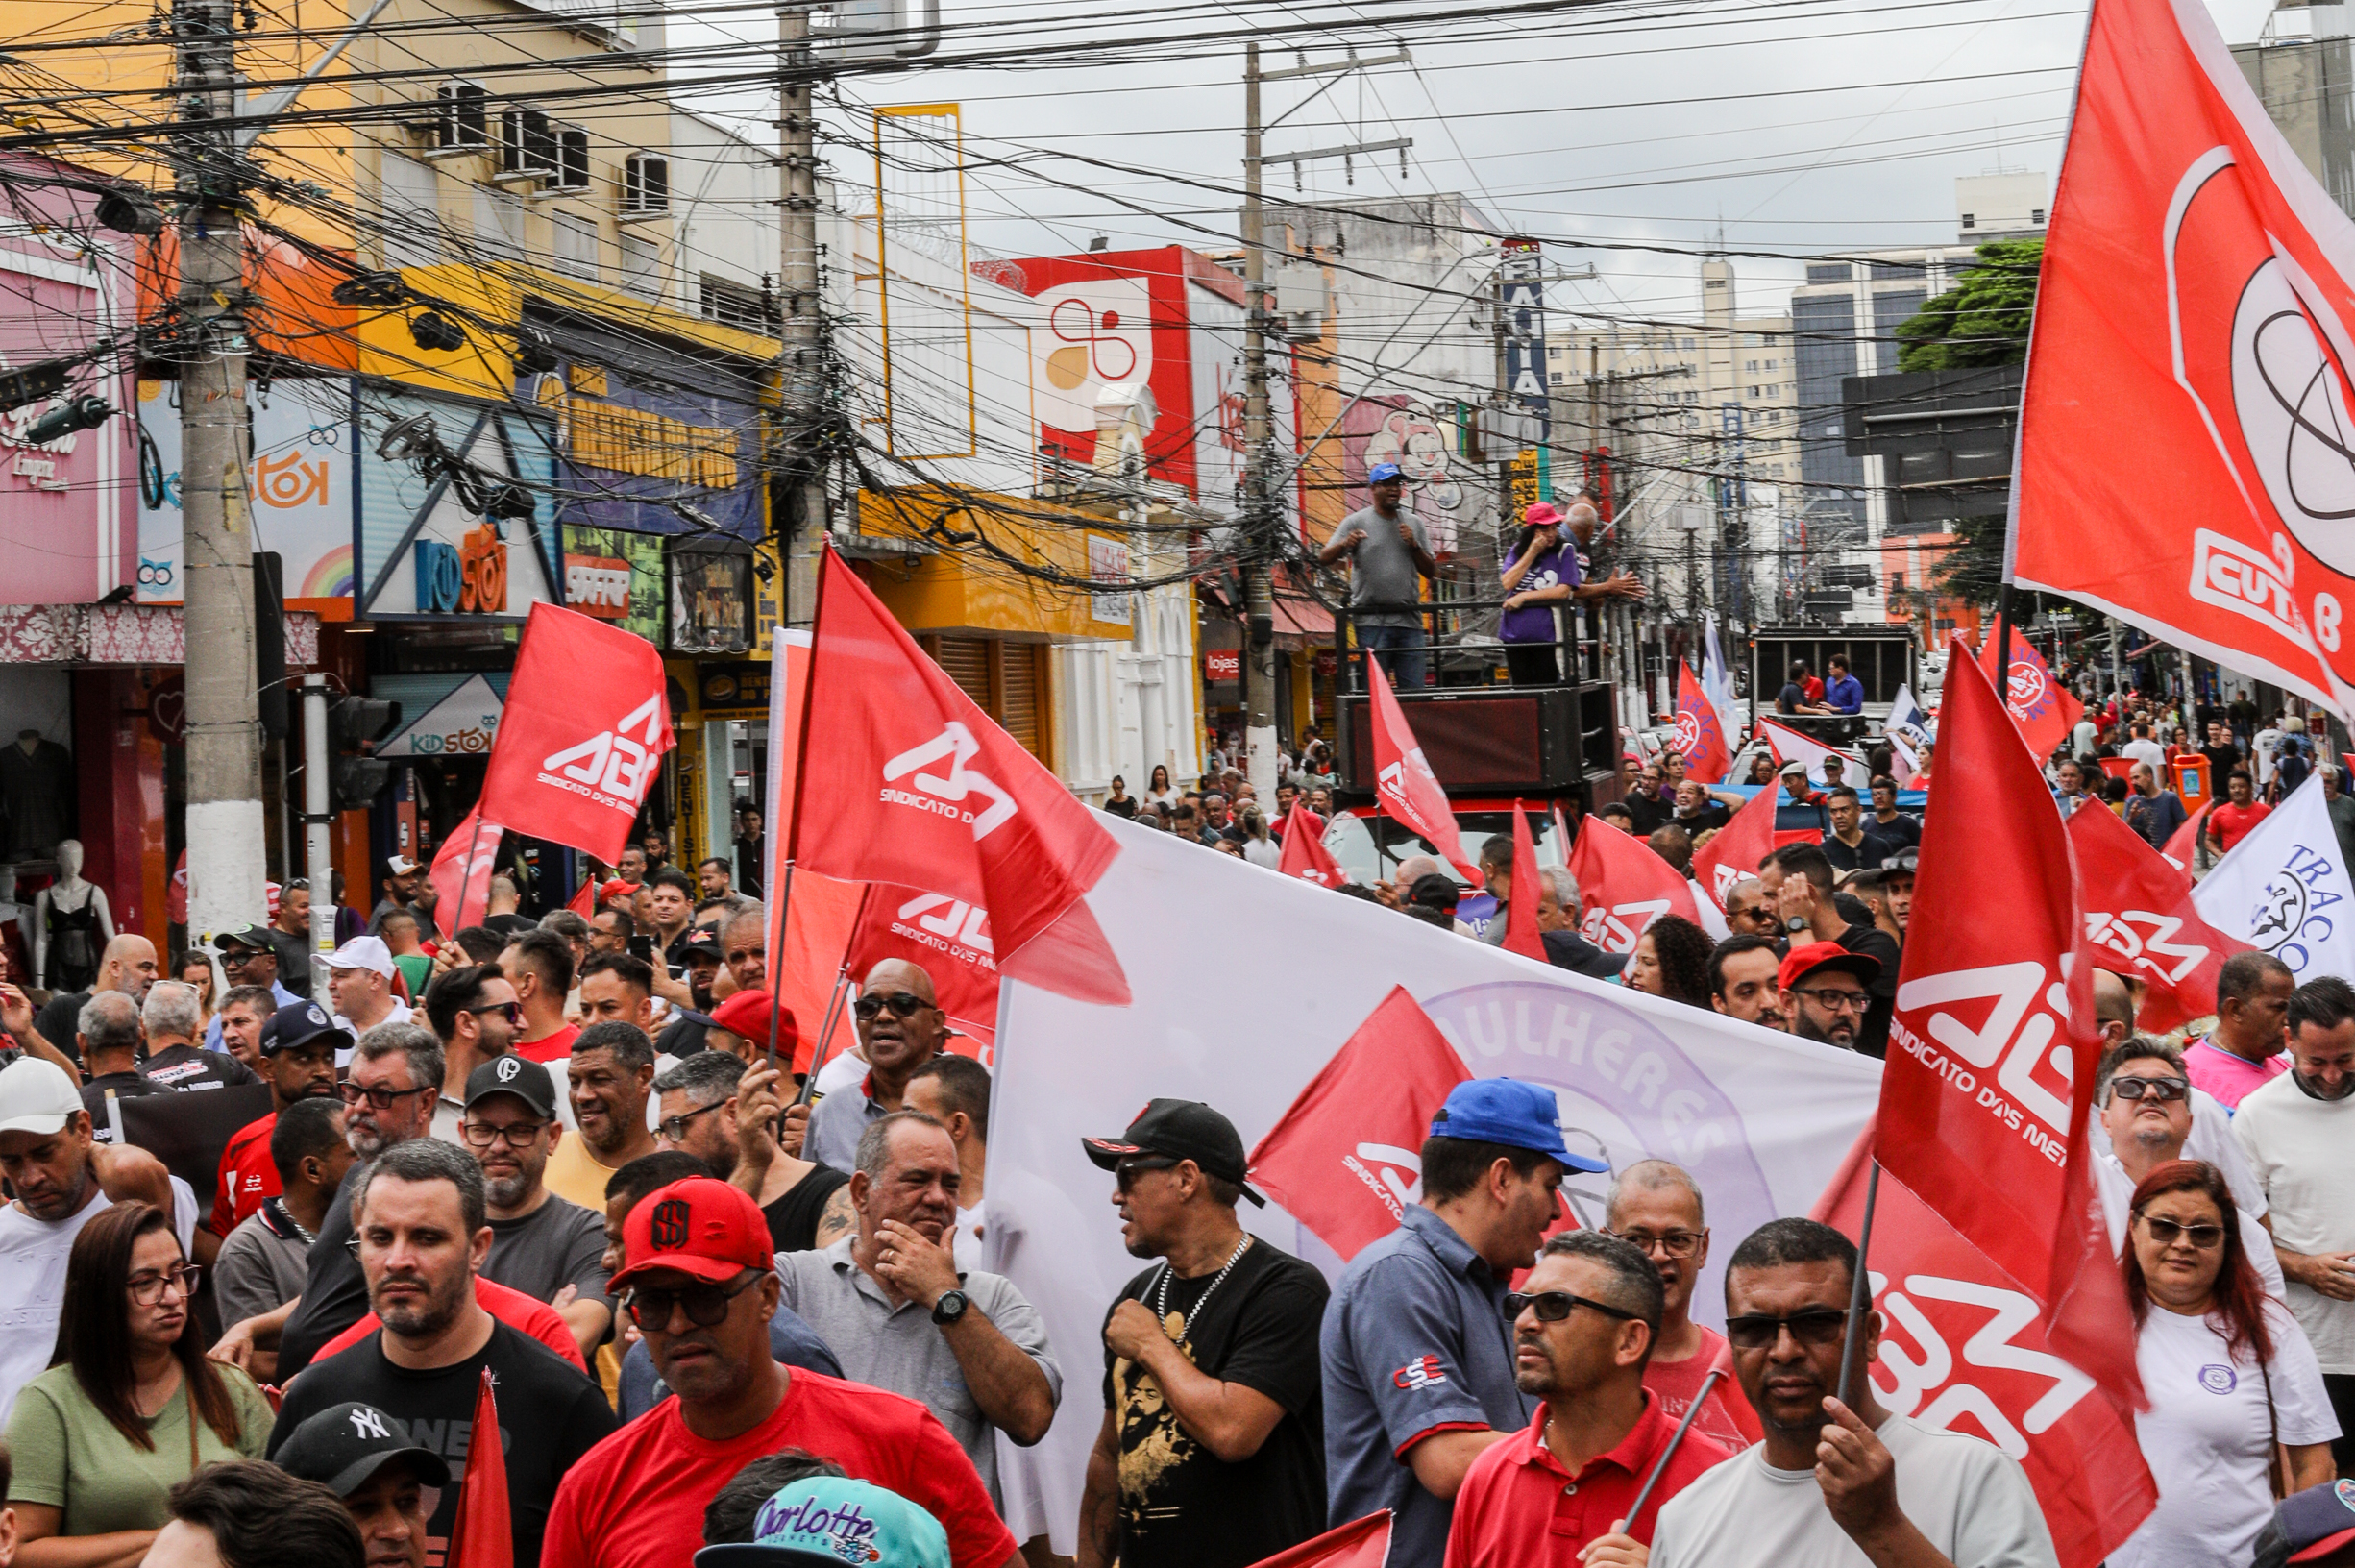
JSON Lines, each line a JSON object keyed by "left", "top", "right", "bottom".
{"left": 2067, "top": 798, "right": 2250, "bottom": 1032}
{"left": 1672, "top": 661, "right": 1731, "bottom": 783}
{"left": 1366, "top": 662, "right": 1482, "bottom": 886}
{"left": 1691, "top": 783, "right": 1781, "bottom": 913}
{"left": 1755, "top": 717, "right": 1863, "bottom": 788}
{"left": 429, "top": 808, "right": 503, "bottom": 935}
{"left": 2159, "top": 800, "right": 2211, "bottom": 871}
{"left": 566, "top": 873, "right": 597, "bottom": 919}
{"left": 1566, "top": 812, "right": 1700, "bottom": 954}
{"left": 1978, "top": 623, "right": 2085, "bottom": 763}
{"left": 1502, "top": 801, "right": 1546, "bottom": 961}
{"left": 1277, "top": 802, "right": 1348, "bottom": 886}
{"left": 478, "top": 603, "right": 673, "bottom": 864}
{"left": 447, "top": 1366, "right": 512, "bottom": 1568}
{"left": 1240, "top": 1513, "right": 1392, "bottom": 1568}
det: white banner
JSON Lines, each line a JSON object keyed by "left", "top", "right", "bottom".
{"left": 1756, "top": 717, "right": 1866, "bottom": 787}
{"left": 2191, "top": 772, "right": 2355, "bottom": 979}
{"left": 982, "top": 819, "right": 1881, "bottom": 1551}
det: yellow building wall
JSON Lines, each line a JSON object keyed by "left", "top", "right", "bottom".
{"left": 856, "top": 488, "right": 1135, "bottom": 643}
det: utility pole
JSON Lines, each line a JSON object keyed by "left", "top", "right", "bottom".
{"left": 301, "top": 674, "right": 332, "bottom": 992}
{"left": 177, "top": 0, "right": 264, "bottom": 951}
{"left": 779, "top": 1, "right": 827, "bottom": 625}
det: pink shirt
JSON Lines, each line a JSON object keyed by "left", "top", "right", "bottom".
{"left": 2184, "top": 1037, "right": 2290, "bottom": 1109}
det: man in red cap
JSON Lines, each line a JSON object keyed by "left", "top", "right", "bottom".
{"left": 541, "top": 1176, "right": 1019, "bottom": 1568}
{"left": 1773, "top": 943, "right": 1880, "bottom": 1053}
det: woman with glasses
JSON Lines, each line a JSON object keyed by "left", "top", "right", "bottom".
{"left": 7, "top": 1201, "right": 274, "bottom": 1568}
{"left": 2110, "top": 1160, "right": 2338, "bottom": 1568}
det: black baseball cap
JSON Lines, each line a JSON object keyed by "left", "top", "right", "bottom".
{"left": 1083, "top": 1099, "right": 1264, "bottom": 1206}
{"left": 681, "top": 933, "right": 724, "bottom": 962}
{"left": 271, "top": 1402, "right": 451, "bottom": 1497}
{"left": 1406, "top": 873, "right": 1461, "bottom": 914}
{"left": 217, "top": 924, "right": 278, "bottom": 954}
{"left": 463, "top": 1055, "right": 559, "bottom": 1118}
{"left": 259, "top": 999, "right": 353, "bottom": 1059}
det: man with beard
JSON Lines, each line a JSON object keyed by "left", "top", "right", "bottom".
{"left": 2233, "top": 974, "right": 2355, "bottom": 1472}
{"left": 457, "top": 1057, "right": 613, "bottom": 1363}
{"left": 1709, "top": 937, "right": 1788, "bottom": 1031}
{"left": 1650, "top": 1220, "right": 2054, "bottom": 1567}
{"left": 1774, "top": 943, "right": 1879, "bottom": 1054}
{"left": 423, "top": 964, "right": 520, "bottom": 1143}
{"left": 806, "top": 961, "right": 946, "bottom": 1171}
{"left": 652, "top": 1049, "right": 850, "bottom": 1253}
{"left": 266, "top": 1139, "right": 615, "bottom": 1568}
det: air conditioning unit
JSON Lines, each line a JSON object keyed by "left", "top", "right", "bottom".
{"left": 497, "top": 109, "right": 556, "bottom": 186}
{"left": 433, "top": 83, "right": 488, "bottom": 154}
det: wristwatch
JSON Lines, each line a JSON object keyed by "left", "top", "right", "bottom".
{"left": 1785, "top": 916, "right": 1810, "bottom": 934}
{"left": 932, "top": 1288, "right": 969, "bottom": 1326}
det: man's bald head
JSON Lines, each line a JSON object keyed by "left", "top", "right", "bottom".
{"left": 1564, "top": 502, "right": 1603, "bottom": 543}
{"left": 2092, "top": 969, "right": 2139, "bottom": 1043}
{"left": 855, "top": 958, "right": 945, "bottom": 1075}
{"left": 1392, "top": 855, "right": 1442, "bottom": 894}
{"left": 100, "top": 935, "right": 159, "bottom": 1001}
{"left": 863, "top": 958, "right": 937, "bottom": 1006}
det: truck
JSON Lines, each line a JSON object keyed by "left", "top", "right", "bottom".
{"left": 1749, "top": 624, "right": 1921, "bottom": 747}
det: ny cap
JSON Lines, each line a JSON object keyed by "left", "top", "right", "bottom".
{"left": 271, "top": 1401, "right": 451, "bottom": 1498}
{"left": 1083, "top": 1098, "right": 1265, "bottom": 1206}
{"left": 1366, "top": 460, "right": 1403, "bottom": 485}
{"left": 1430, "top": 1078, "right": 1608, "bottom": 1173}
{"left": 0, "top": 1057, "right": 82, "bottom": 1137}
{"left": 326, "top": 935, "right": 396, "bottom": 978}
{"left": 694, "top": 1477, "right": 950, "bottom": 1568}
{"left": 463, "top": 1055, "right": 558, "bottom": 1119}
{"left": 607, "top": 1176, "right": 775, "bottom": 1292}
{"left": 1778, "top": 940, "right": 1881, "bottom": 992}
{"left": 260, "top": 1000, "right": 353, "bottom": 1059}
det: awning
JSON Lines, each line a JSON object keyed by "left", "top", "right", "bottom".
{"left": 377, "top": 673, "right": 505, "bottom": 758}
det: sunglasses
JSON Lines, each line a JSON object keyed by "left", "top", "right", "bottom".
{"left": 1502, "top": 1289, "right": 1643, "bottom": 1325}
{"left": 1724, "top": 1307, "right": 1852, "bottom": 1351}
{"left": 854, "top": 991, "right": 930, "bottom": 1021}
{"left": 467, "top": 1003, "right": 523, "bottom": 1027}
{"left": 626, "top": 1273, "right": 761, "bottom": 1330}
{"left": 2108, "top": 1075, "right": 2190, "bottom": 1105}
{"left": 2136, "top": 1213, "right": 2226, "bottom": 1249}
{"left": 1115, "top": 1155, "right": 1180, "bottom": 1191}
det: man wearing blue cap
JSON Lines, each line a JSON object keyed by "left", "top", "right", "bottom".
{"left": 1317, "top": 461, "right": 1435, "bottom": 691}
{"left": 1319, "top": 1077, "right": 1607, "bottom": 1567}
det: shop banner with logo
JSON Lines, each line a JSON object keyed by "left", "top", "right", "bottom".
{"left": 2067, "top": 799, "right": 2251, "bottom": 1031}
{"left": 986, "top": 817, "right": 1882, "bottom": 1553}
{"left": 2191, "top": 773, "right": 2355, "bottom": 979}
{"left": 2009, "top": 0, "right": 2355, "bottom": 721}
{"left": 1672, "top": 661, "right": 1731, "bottom": 783}
{"left": 1977, "top": 623, "right": 2085, "bottom": 762}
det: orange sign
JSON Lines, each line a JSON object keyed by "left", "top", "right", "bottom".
{"left": 458, "top": 524, "right": 507, "bottom": 614}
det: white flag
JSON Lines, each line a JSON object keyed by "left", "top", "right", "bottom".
{"left": 1756, "top": 717, "right": 1866, "bottom": 788}
{"left": 1703, "top": 618, "right": 1743, "bottom": 740}
{"left": 2190, "top": 774, "right": 2355, "bottom": 981}
{"left": 1887, "top": 729, "right": 1922, "bottom": 788}
{"left": 1887, "top": 682, "right": 1931, "bottom": 744}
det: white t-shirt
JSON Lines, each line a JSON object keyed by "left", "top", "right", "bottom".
{"left": 2109, "top": 1299, "right": 2340, "bottom": 1568}
{"left": 2253, "top": 728, "right": 2286, "bottom": 786}
{"left": 0, "top": 1192, "right": 112, "bottom": 1423}
{"left": 2094, "top": 1151, "right": 2285, "bottom": 1301}
{"left": 1651, "top": 1413, "right": 2056, "bottom": 1568}
{"left": 2122, "top": 738, "right": 2168, "bottom": 773}
{"left": 2185, "top": 1086, "right": 2267, "bottom": 1217}
{"left": 2231, "top": 1073, "right": 2355, "bottom": 1372}
{"left": 2073, "top": 719, "right": 2099, "bottom": 756}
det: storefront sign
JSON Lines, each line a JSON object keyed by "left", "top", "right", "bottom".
{"left": 698, "top": 661, "right": 771, "bottom": 716}
{"left": 0, "top": 231, "right": 133, "bottom": 603}
{"left": 561, "top": 526, "right": 664, "bottom": 642}
{"left": 1204, "top": 649, "right": 1240, "bottom": 683}
{"left": 378, "top": 673, "right": 504, "bottom": 758}
{"left": 355, "top": 391, "right": 563, "bottom": 621}
{"left": 564, "top": 554, "right": 634, "bottom": 619}
{"left": 1314, "top": 649, "right": 1339, "bottom": 678}
{"left": 1088, "top": 533, "right": 1132, "bottom": 627}
{"left": 137, "top": 377, "right": 354, "bottom": 609}
{"left": 533, "top": 361, "right": 765, "bottom": 541}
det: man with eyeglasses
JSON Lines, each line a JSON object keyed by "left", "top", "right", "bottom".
{"left": 543, "top": 1176, "right": 1019, "bottom": 1568}
{"left": 1444, "top": 1231, "right": 1731, "bottom": 1567}
{"left": 2087, "top": 972, "right": 2264, "bottom": 1203}
{"left": 419, "top": 964, "right": 521, "bottom": 1144}
{"left": 1650, "top": 1218, "right": 2056, "bottom": 1568}
{"left": 449, "top": 1056, "right": 614, "bottom": 1364}
{"left": 1601, "top": 1160, "right": 1753, "bottom": 1452}
{"left": 2090, "top": 1039, "right": 2284, "bottom": 1296}
{"left": 2233, "top": 974, "right": 2355, "bottom": 1471}
{"left": 1774, "top": 943, "right": 1878, "bottom": 1054}
{"left": 1323, "top": 1079, "right": 1609, "bottom": 1568}
{"left": 653, "top": 1050, "right": 851, "bottom": 1253}
{"left": 1758, "top": 845, "right": 1898, "bottom": 1056}
{"left": 1708, "top": 936, "right": 1788, "bottom": 1032}
{"left": 267, "top": 1139, "right": 616, "bottom": 1568}
{"left": 806, "top": 961, "right": 946, "bottom": 1174}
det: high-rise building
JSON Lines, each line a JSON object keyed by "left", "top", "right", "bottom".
{"left": 2233, "top": 5, "right": 2355, "bottom": 218}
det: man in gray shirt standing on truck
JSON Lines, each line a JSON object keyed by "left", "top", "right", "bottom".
{"left": 1319, "top": 459, "right": 1435, "bottom": 691}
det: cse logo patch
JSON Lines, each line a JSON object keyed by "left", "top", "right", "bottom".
{"left": 1392, "top": 1356, "right": 1448, "bottom": 1391}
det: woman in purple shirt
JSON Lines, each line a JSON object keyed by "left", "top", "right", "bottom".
{"left": 1499, "top": 502, "right": 1577, "bottom": 685}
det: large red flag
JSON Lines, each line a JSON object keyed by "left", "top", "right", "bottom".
{"left": 1248, "top": 987, "right": 1470, "bottom": 1262}
{"left": 2159, "top": 800, "right": 2211, "bottom": 871}
{"left": 1690, "top": 782, "right": 1781, "bottom": 912}
{"left": 1502, "top": 802, "right": 1546, "bottom": 962}
{"left": 1881, "top": 638, "right": 2141, "bottom": 1407}
{"left": 1672, "top": 661, "right": 1731, "bottom": 784}
{"left": 429, "top": 807, "right": 503, "bottom": 934}
{"left": 2010, "top": 0, "right": 2355, "bottom": 722}
{"left": 1367, "top": 664, "right": 1482, "bottom": 887}
{"left": 1566, "top": 813, "right": 1700, "bottom": 955}
{"left": 845, "top": 884, "right": 999, "bottom": 1061}
{"left": 1276, "top": 802, "right": 1348, "bottom": 886}
{"left": 1241, "top": 1513, "right": 1392, "bottom": 1568}
{"left": 1977, "top": 625, "right": 2086, "bottom": 762}
{"left": 1812, "top": 1128, "right": 2157, "bottom": 1568}
{"left": 2067, "top": 797, "right": 2251, "bottom": 1031}
{"left": 477, "top": 603, "right": 673, "bottom": 864}
{"left": 447, "top": 1367, "right": 512, "bottom": 1568}
{"left": 794, "top": 549, "right": 1122, "bottom": 992}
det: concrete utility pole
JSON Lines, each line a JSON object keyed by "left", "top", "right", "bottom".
{"left": 779, "top": 1, "right": 827, "bottom": 625}
{"left": 177, "top": 0, "right": 265, "bottom": 950}
{"left": 301, "top": 674, "right": 333, "bottom": 991}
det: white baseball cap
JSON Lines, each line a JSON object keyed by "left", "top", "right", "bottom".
{"left": 385, "top": 855, "right": 422, "bottom": 877}
{"left": 327, "top": 934, "right": 396, "bottom": 978}
{"left": 0, "top": 1058, "right": 83, "bottom": 1137}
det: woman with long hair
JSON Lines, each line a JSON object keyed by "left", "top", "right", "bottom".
{"left": 1747, "top": 750, "right": 1779, "bottom": 786}
{"left": 1238, "top": 808, "right": 1281, "bottom": 869}
{"left": 1143, "top": 764, "right": 1177, "bottom": 811}
{"left": 6, "top": 1202, "right": 275, "bottom": 1568}
{"left": 1626, "top": 915, "right": 1713, "bottom": 1008}
{"left": 173, "top": 952, "right": 216, "bottom": 1036}
{"left": 2109, "top": 1161, "right": 2338, "bottom": 1568}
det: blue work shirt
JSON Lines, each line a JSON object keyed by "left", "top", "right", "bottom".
{"left": 1320, "top": 1205, "right": 1531, "bottom": 1568}
{"left": 204, "top": 979, "right": 302, "bottom": 1053}
{"left": 1825, "top": 672, "right": 1864, "bottom": 714}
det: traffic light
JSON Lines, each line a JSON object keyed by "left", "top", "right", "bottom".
{"left": 327, "top": 695, "right": 402, "bottom": 811}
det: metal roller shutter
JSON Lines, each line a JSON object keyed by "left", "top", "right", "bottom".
{"left": 1001, "top": 644, "right": 1040, "bottom": 756}
{"left": 935, "top": 637, "right": 992, "bottom": 710}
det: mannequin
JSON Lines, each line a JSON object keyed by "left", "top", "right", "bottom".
{"left": 0, "top": 865, "right": 29, "bottom": 991}
{"left": 0, "top": 728, "right": 74, "bottom": 860}
{"left": 33, "top": 840, "right": 112, "bottom": 992}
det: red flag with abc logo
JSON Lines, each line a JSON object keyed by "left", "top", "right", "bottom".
{"left": 843, "top": 883, "right": 1000, "bottom": 1062}
{"left": 1276, "top": 802, "right": 1348, "bottom": 886}
{"left": 1672, "top": 661, "right": 1730, "bottom": 783}
{"left": 1367, "top": 663, "right": 1483, "bottom": 887}
{"left": 478, "top": 602, "right": 673, "bottom": 864}
{"left": 1565, "top": 811, "right": 1699, "bottom": 953}
{"left": 1977, "top": 624, "right": 2085, "bottom": 762}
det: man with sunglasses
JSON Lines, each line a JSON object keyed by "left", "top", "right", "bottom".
{"left": 544, "top": 1176, "right": 1019, "bottom": 1568}
{"left": 267, "top": 1139, "right": 617, "bottom": 1568}
{"left": 806, "top": 962, "right": 946, "bottom": 1174}
{"left": 454, "top": 1056, "right": 615, "bottom": 1364}
{"left": 1719, "top": 878, "right": 1781, "bottom": 945}
{"left": 1323, "top": 1079, "right": 1609, "bottom": 1568}
{"left": 2091, "top": 1039, "right": 2285, "bottom": 1297}
{"left": 1774, "top": 943, "right": 1878, "bottom": 1054}
{"left": 421, "top": 965, "right": 521, "bottom": 1144}
{"left": 206, "top": 925, "right": 304, "bottom": 1054}
{"left": 1445, "top": 1231, "right": 1732, "bottom": 1567}
{"left": 1650, "top": 1218, "right": 2055, "bottom": 1568}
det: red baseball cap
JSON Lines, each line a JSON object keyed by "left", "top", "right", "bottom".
{"left": 707, "top": 990, "right": 808, "bottom": 1074}
{"left": 1777, "top": 940, "right": 1880, "bottom": 992}
{"left": 601, "top": 879, "right": 641, "bottom": 901}
{"left": 608, "top": 1177, "right": 773, "bottom": 1292}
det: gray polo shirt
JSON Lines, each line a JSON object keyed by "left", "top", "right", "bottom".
{"left": 1320, "top": 1204, "right": 1532, "bottom": 1568}
{"left": 773, "top": 1235, "right": 1062, "bottom": 1504}
{"left": 1328, "top": 504, "right": 1430, "bottom": 627}
{"left": 215, "top": 1199, "right": 312, "bottom": 1326}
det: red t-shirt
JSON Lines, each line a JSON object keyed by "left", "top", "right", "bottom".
{"left": 1444, "top": 1390, "right": 1734, "bottom": 1566}
{"left": 541, "top": 1369, "right": 1018, "bottom": 1568}
{"left": 519, "top": 1024, "right": 581, "bottom": 1066}
{"left": 1641, "top": 1326, "right": 1758, "bottom": 1452}
{"left": 310, "top": 1277, "right": 586, "bottom": 1370}
{"left": 209, "top": 1113, "right": 279, "bottom": 1238}
{"left": 2208, "top": 799, "right": 2272, "bottom": 852}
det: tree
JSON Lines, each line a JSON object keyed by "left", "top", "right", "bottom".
{"left": 1895, "top": 238, "right": 2044, "bottom": 373}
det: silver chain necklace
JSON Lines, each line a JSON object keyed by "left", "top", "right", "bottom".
{"left": 1150, "top": 1235, "right": 1251, "bottom": 1346}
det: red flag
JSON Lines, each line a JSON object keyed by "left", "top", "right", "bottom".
{"left": 1241, "top": 1512, "right": 1392, "bottom": 1568}
{"left": 1978, "top": 625, "right": 2086, "bottom": 762}
{"left": 447, "top": 1366, "right": 512, "bottom": 1568}
{"left": 2159, "top": 800, "right": 2211, "bottom": 871}
{"left": 1672, "top": 661, "right": 1731, "bottom": 784}
{"left": 1249, "top": 987, "right": 1469, "bottom": 1262}
{"left": 793, "top": 549, "right": 1123, "bottom": 994}
{"left": 1691, "top": 783, "right": 1781, "bottom": 912}
{"left": 1367, "top": 663, "right": 1482, "bottom": 887}
{"left": 1754, "top": 717, "right": 1863, "bottom": 786}
{"left": 1812, "top": 1127, "right": 2156, "bottom": 1568}
{"left": 566, "top": 874, "right": 596, "bottom": 919}
{"left": 1502, "top": 801, "right": 1546, "bottom": 961}
{"left": 1277, "top": 802, "right": 1348, "bottom": 886}
{"left": 1881, "top": 638, "right": 2142, "bottom": 1407}
{"left": 477, "top": 603, "right": 674, "bottom": 864}
{"left": 429, "top": 809, "right": 503, "bottom": 934}
{"left": 2010, "top": 0, "right": 2355, "bottom": 722}
{"left": 845, "top": 884, "right": 1000, "bottom": 1061}
{"left": 2067, "top": 798, "right": 2251, "bottom": 1031}
{"left": 1566, "top": 813, "right": 1700, "bottom": 955}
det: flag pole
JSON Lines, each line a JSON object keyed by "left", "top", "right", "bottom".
{"left": 458, "top": 812, "right": 490, "bottom": 933}
{"left": 1625, "top": 1364, "right": 1727, "bottom": 1526}
{"left": 773, "top": 546, "right": 832, "bottom": 1094}
{"left": 766, "top": 858, "right": 794, "bottom": 1080}
{"left": 795, "top": 881, "right": 871, "bottom": 1109}
{"left": 1836, "top": 1162, "right": 1882, "bottom": 1409}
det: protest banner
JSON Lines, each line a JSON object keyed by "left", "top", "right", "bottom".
{"left": 2191, "top": 773, "right": 2355, "bottom": 979}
